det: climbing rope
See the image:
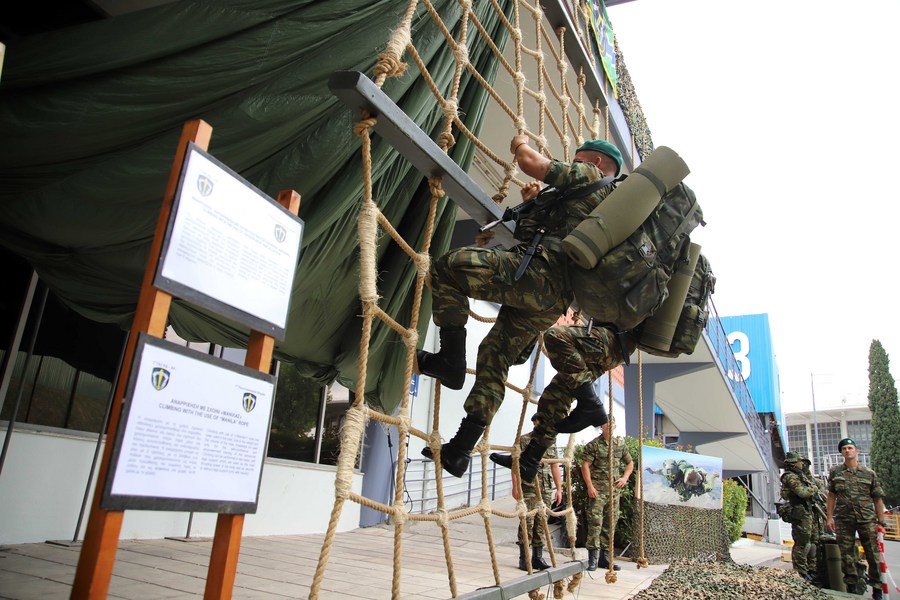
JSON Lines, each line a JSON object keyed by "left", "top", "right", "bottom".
{"left": 309, "top": 1, "right": 638, "bottom": 598}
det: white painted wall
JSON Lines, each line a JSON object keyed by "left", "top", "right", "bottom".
{"left": 0, "top": 426, "right": 361, "bottom": 545}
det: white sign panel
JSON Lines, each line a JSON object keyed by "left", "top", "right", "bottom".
{"left": 103, "top": 335, "right": 275, "bottom": 512}
{"left": 156, "top": 143, "right": 303, "bottom": 338}
{"left": 641, "top": 445, "right": 724, "bottom": 509}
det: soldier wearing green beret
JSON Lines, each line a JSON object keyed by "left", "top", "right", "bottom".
{"left": 780, "top": 451, "right": 822, "bottom": 582}
{"left": 419, "top": 135, "right": 624, "bottom": 482}
{"left": 826, "top": 438, "right": 886, "bottom": 599}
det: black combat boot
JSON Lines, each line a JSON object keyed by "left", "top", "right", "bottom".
{"left": 598, "top": 550, "right": 620, "bottom": 571}
{"left": 872, "top": 587, "right": 883, "bottom": 600}
{"left": 518, "top": 438, "right": 550, "bottom": 482}
{"left": 489, "top": 452, "right": 513, "bottom": 469}
{"left": 531, "top": 546, "right": 551, "bottom": 570}
{"left": 586, "top": 549, "right": 599, "bottom": 571}
{"left": 518, "top": 544, "right": 528, "bottom": 571}
{"left": 555, "top": 381, "right": 609, "bottom": 433}
{"left": 421, "top": 415, "right": 485, "bottom": 477}
{"left": 416, "top": 327, "right": 467, "bottom": 390}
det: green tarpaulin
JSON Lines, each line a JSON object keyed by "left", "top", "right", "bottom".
{"left": 0, "top": 0, "right": 511, "bottom": 413}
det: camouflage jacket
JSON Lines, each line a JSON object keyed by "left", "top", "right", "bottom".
{"left": 514, "top": 159, "right": 613, "bottom": 244}
{"left": 827, "top": 463, "right": 884, "bottom": 522}
{"left": 780, "top": 469, "right": 819, "bottom": 510}
{"left": 582, "top": 434, "right": 632, "bottom": 494}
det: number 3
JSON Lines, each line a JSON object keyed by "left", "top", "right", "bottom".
{"left": 727, "top": 331, "right": 751, "bottom": 381}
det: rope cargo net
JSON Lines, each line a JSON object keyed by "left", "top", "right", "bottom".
{"left": 310, "top": 1, "right": 647, "bottom": 598}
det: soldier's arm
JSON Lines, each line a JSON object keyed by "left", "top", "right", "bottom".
{"left": 511, "top": 135, "right": 551, "bottom": 181}
{"left": 581, "top": 460, "right": 597, "bottom": 498}
{"left": 551, "top": 463, "right": 563, "bottom": 504}
{"left": 784, "top": 472, "right": 817, "bottom": 499}
{"left": 826, "top": 491, "right": 836, "bottom": 530}
{"left": 875, "top": 497, "right": 886, "bottom": 524}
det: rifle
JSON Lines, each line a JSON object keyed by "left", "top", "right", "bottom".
{"left": 479, "top": 197, "right": 546, "bottom": 232}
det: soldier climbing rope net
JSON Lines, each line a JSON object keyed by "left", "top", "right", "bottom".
{"left": 309, "top": 1, "right": 650, "bottom": 598}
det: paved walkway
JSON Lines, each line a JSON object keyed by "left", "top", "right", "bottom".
{"left": 0, "top": 500, "right": 787, "bottom": 600}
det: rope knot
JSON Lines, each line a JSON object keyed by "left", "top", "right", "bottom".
{"left": 437, "top": 131, "right": 456, "bottom": 151}
{"left": 453, "top": 43, "right": 469, "bottom": 65}
{"left": 637, "top": 557, "right": 649, "bottom": 569}
{"left": 391, "top": 501, "right": 408, "bottom": 526}
{"left": 353, "top": 117, "right": 378, "bottom": 137}
{"left": 514, "top": 71, "right": 526, "bottom": 86}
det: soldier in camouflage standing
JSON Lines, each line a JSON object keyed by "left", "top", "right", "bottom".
{"left": 490, "top": 414, "right": 562, "bottom": 571}
{"left": 780, "top": 451, "right": 822, "bottom": 582}
{"left": 418, "top": 135, "right": 623, "bottom": 481}
{"left": 802, "top": 456, "right": 828, "bottom": 541}
{"left": 826, "top": 438, "right": 886, "bottom": 599}
{"left": 581, "top": 417, "right": 633, "bottom": 571}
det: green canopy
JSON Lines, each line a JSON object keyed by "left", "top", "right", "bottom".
{"left": 0, "top": 0, "right": 511, "bottom": 413}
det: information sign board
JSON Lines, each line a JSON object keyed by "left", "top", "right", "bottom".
{"left": 102, "top": 334, "right": 275, "bottom": 513}
{"left": 155, "top": 143, "right": 303, "bottom": 339}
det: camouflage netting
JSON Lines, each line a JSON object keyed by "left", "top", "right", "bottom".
{"left": 626, "top": 502, "right": 731, "bottom": 563}
{"left": 614, "top": 41, "right": 654, "bottom": 162}
{"left": 632, "top": 559, "right": 831, "bottom": 600}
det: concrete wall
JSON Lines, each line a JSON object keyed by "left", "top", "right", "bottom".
{"left": 0, "top": 426, "right": 361, "bottom": 544}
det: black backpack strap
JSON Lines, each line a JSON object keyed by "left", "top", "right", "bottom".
{"left": 557, "top": 175, "right": 616, "bottom": 202}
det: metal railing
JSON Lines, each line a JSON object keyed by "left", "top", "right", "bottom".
{"left": 703, "top": 297, "right": 774, "bottom": 468}
{"left": 395, "top": 456, "right": 513, "bottom": 515}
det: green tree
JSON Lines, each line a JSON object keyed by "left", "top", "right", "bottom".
{"left": 868, "top": 339, "right": 900, "bottom": 505}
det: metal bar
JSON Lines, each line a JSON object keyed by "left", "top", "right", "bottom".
{"left": 453, "top": 561, "right": 585, "bottom": 599}
{"left": 327, "top": 70, "right": 517, "bottom": 248}
{"left": 0, "top": 284, "right": 49, "bottom": 478}
{"left": 0, "top": 271, "right": 38, "bottom": 418}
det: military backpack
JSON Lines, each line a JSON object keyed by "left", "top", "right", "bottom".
{"left": 635, "top": 252, "right": 715, "bottom": 357}
{"left": 568, "top": 181, "right": 704, "bottom": 331}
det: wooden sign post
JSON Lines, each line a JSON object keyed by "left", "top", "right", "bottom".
{"left": 70, "top": 120, "right": 301, "bottom": 599}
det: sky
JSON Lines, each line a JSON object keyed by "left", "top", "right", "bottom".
{"left": 606, "top": 0, "right": 900, "bottom": 413}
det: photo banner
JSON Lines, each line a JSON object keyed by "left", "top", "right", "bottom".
{"left": 641, "top": 445, "right": 724, "bottom": 509}
{"left": 585, "top": 0, "right": 618, "bottom": 97}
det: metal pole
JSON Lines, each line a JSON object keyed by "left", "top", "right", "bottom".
{"left": 811, "top": 373, "right": 820, "bottom": 475}
{"left": 71, "top": 332, "right": 128, "bottom": 544}
{"left": 0, "top": 271, "right": 38, "bottom": 418}
{"left": 0, "top": 283, "right": 49, "bottom": 477}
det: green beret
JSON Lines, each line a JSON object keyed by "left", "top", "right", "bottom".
{"left": 838, "top": 438, "right": 856, "bottom": 451}
{"left": 576, "top": 139, "right": 623, "bottom": 175}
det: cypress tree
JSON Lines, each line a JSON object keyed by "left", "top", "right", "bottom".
{"left": 867, "top": 339, "right": 900, "bottom": 506}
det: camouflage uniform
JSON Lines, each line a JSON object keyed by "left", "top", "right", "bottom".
{"left": 430, "top": 159, "right": 612, "bottom": 442}
{"left": 780, "top": 458, "right": 821, "bottom": 578}
{"left": 536, "top": 325, "right": 634, "bottom": 443}
{"left": 517, "top": 432, "right": 559, "bottom": 548}
{"left": 582, "top": 434, "right": 632, "bottom": 550}
{"left": 828, "top": 462, "right": 885, "bottom": 591}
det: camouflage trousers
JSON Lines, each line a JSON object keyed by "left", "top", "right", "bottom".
{"left": 532, "top": 325, "right": 623, "bottom": 446}
{"left": 430, "top": 245, "right": 571, "bottom": 430}
{"left": 519, "top": 481, "right": 553, "bottom": 548}
{"left": 834, "top": 517, "right": 882, "bottom": 587}
{"left": 585, "top": 492, "right": 619, "bottom": 550}
{"left": 789, "top": 511, "right": 818, "bottom": 576}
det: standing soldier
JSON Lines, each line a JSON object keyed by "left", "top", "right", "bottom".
{"left": 580, "top": 417, "right": 633, "bottom": 571}
{"left": 802, "top": 456, "right": 828, "bottom": 541}
{"left": 826, "top": 438, "right": 886, "bottom": 599}
{"left": 780, "top": 451, "right": 821, "bottom": 582}
{"left": 490, "top": 415, "right": 563, "bottom": 571}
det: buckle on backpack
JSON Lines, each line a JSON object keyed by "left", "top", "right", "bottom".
{"left": 639, "top": 243, "right": 654, "bottom": 259}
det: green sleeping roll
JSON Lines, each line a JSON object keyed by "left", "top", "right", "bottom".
{"left": 562, "top": 146, "right": 690, "bottom": 270}
{"left": 638, "top": 242, "right": 702, "bottom": 352}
